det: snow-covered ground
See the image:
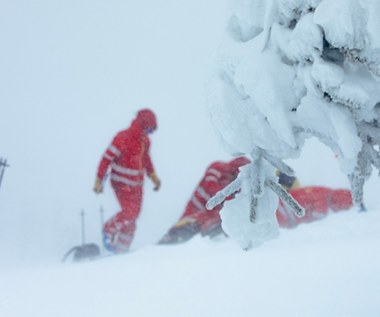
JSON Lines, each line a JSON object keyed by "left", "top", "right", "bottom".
{"left": 1, "top": 209, "right": 380, "bottom": 317}
{"left": 0, "top": 1, "right": 379, "bottom": 316}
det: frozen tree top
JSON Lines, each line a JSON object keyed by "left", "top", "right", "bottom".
{"left": 208, "top": 0, "right": 380, "bottom": 249}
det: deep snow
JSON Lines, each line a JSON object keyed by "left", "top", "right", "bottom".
{"left": 1, "top": 210, "right": 380, "bottom": 317}
{"left": 0, "top": 0, "right": 379, "bottom": 316}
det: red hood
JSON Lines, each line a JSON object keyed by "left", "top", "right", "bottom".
{"left": 136, "top": 108, "right": 157, "bottom": 130}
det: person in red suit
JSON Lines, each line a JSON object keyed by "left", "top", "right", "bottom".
{"left": 276, "top": 186, "right": 353, "bottom": 228}
{"left": 159, "top": 157, "right": 250, "bottom": 244}
{"left": 274, "top": 171, "right": 353, "bottom": 228}
{"left": 160, "top": 167, "right": 353, "bottom": 245}
{"left": 93, "top": 109, "right": 161, "bottom": 252}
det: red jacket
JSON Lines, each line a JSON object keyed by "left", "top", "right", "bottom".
{"left": 182, "top": 159, "right": 249, "bottom": 227}
{"left": 97, "top": 119, "right": 155, "bottom": 187}
{"left": 184, "top": 162, "right": 230, "bottom": 213}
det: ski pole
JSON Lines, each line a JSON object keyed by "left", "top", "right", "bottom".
{"left": 99, "top": 205, "right": 105, "bottom": 228}
{"left": 80, "top": 209, "right": 86, "bottom": 246}
{"left": 0, "top": 157, "right": 9, "bottom": 191}
{"left": 99, "top": 205, "right": 105, "bottom": 254}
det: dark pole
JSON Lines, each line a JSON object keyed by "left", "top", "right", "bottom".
{"left": 80, "top": 209, "right": 86, "bottom": 246}
{"left": 99, "top": 205, "right": 105, "bottom": 229}
{"left": 99, "top": 205, "right": 105, "bottom": 254}
{"left": 0, "top": 157, "right": 9, "bottom": 190}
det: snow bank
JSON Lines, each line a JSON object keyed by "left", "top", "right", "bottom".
{"left": 1, "top": 209, "right": 380, "bottom": 317}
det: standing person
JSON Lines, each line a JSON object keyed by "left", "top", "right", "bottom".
{"left": 159, "top": 157, "right": 250, "bottom": 244}
{"left": 93, "top": 108, "right": 161, "bottom": 253}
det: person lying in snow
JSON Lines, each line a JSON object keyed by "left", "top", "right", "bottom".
{"left": 277, "top": 186, "right": 353, "bottom": 228}
{"left": 275, "top": 171, "right": 353, "bottom": 228}
{"left": 160, "top": 167, "right": 353, "bottom": 244}
{"left": 159, "top": 157, "right": 250, "bottom": 245}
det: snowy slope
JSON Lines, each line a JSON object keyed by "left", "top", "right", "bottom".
{"left": 1, "top": 210, "right": 380, "bottom": 317}
{"left": 0, "top": 0, "right": 380, "bottom": 316}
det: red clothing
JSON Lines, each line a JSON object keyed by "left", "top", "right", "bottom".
{"left": 183, "top": 162, "right": 242, "bottom": 229}
{"left": 159, "top": 158, "right": 250, "bottom": 244}
{"left": 98, "top": 116, "right": 156, "bottom": 252}
{"left": 97, "top": 119, "right": 155, "bottom": 185}
{"left": 276, "top": 186, "right": 353, "bottom": 228}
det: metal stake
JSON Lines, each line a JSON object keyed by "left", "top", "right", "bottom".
{"left": 80, "top": 209, "right": 86, "bottom": 246}
{"left": 99, "top": 205, "right": 105, "bottom": 254}
{"left": 0, "top": 157, "right": 10, "bottom": 190}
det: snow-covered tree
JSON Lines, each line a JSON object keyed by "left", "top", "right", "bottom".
{"left": 207, "top": 0, "right": 380, "bottom": 250}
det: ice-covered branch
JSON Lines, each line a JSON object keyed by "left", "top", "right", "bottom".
{"left": 359, "top": 121, "right": 380, "bottom": 144}
{"left": 293, "top": 126, "right": 340, "bottom": 155}
{"left": 342, "top": 48, "right": 380, "bottom": 78}
{"left": 206, "top": 177, "right": 243, "bottom": 211}
{"left": 262, "top": 152, "right": 295, "bottom": 177}
{"left": 250, "top": 150, "right": 264, "bottom": 197}
{"left": 249, "top": 196, "right": 258, "bottom": 223}
{"left": 265, "top": 179, "right": 305, "bottom": 217}
{"left": 365, "top": 143, "right": 380, "bottom": 171}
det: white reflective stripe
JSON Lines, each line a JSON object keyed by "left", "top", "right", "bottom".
{"left": 204, "top": 176, "right": 219, "bottom": 183}
{"left": 191, "top": 195, "right": 205, "bottom": 210}
{"left": 108, "top": 145, "right": 121, "bottom": 157}
{"left": 117, "top": 232, "right": 133, "bottom": 245}
{"left": 196, "top": 186, "right": 211, "bottom": 201}
{"left": 111, "top": 163, "right": 143, "bottom": 176}
{"left": 103, "top": 153, "right": 113, "bottom": 161}
{"left": 115, "top": 232, "right": 132, "bottom": 251}
{"left": 110, "top": 174, "right": 143, "bottom": 187}
{"left": 207, "top": 168, "right": 222, "bottom": 178}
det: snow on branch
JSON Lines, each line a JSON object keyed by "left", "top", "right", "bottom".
{"left": 209, "top": 0, "right": 380, "bottom": 249}
{"left": 265, "top": 179, "right": 305, "bottom": 218}
{"left": 348, "top": 121, "right": 380, "bottom": 204}
{"left": 342, "top": 48, "right": 380, "bottom": 78}
{"left": 206, "top": 177, "right": 243, "bottom": 211}
{"left": 207, "top": 153, "right": 304, "bottom": 224}
{"left": 262, "top": 152, "right": 295, "bottom": 177}
{"left": 360, "top": 121, "right": 380, "bottom": 144}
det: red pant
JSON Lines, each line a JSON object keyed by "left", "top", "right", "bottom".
{"left": 179, "top": 201, "right": 222, "bottom": 236}
{"left": 276, "top": 187, "right": 353, "bottom": 228}
{"left": 104, "top": 181, "right": 143, "bottom": 252}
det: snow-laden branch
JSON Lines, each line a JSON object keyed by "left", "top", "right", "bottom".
{"left": 207, "top": 156, "right": 305, "bottom": 224}
{"left": 264, "top": 179, "right": 305, "bottom": 218}
{"left": 342, "top": 48, "right": 380, "bottom": 78}
{"left": 206, "top": 177, "right": 243, "bottom": 211}
{"left": 360, "top": 121, "right": 380, "bottom": 144}
{"left": 262, "top": 152, "right": 295, "bottom": 177}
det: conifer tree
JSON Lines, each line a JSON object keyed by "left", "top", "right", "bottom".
{"left": 208, "top": 0, "right": 380, "bottom": 249}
